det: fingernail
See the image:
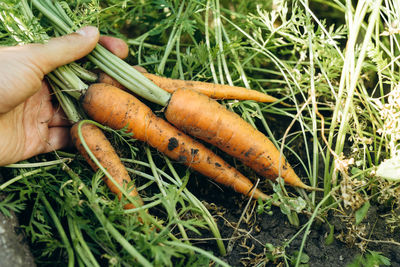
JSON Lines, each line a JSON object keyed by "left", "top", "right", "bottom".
{"left": 76, "top": 26, "right": 99, "bottom": 38}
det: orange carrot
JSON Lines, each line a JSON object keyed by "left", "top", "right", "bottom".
{"left": 82, "top": 83, "right": 269, "bottom": 200}
{"left": 71, "top": 122, "right": 143, "bottom": 209}
{"left": 97, "top": 70, "right": 283, "bottom": 103}
{"left": 164, "top": 88, "right": 310, "bottom": 190}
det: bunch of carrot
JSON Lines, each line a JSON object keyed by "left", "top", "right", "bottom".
{"left": 25, "top": 0, "right": 313, "bottom": 211}
{"left": 97, "top": 71, "right": 311, "bottom": 190}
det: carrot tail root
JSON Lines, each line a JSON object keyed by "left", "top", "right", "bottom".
{"left": 71, "top": 122, "right": 143, "bottom": 209}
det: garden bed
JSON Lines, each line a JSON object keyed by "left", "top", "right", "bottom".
{"left": 1, "top": 0, "right": 400, "bottom": 266}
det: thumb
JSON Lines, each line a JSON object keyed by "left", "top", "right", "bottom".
{"left": 24, "top": 26, "right": 100, "bottom": 75}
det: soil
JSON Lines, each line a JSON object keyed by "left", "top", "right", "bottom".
{"left": 187, "top": 176, "right": 400, "bottom": 267}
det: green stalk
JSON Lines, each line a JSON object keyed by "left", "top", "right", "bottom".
{"left": 123, "top": 157, "right": 226, "bottom": 256}
{"left": 0, "top": 166, "right": 55, "bottom": 190}
{"left": 221, "top": 25, "right": 250, "bottom": 89}
{"left": 175, "top": 26, "right": 184, "bottom": 79}
{"left": 157, "top": 0, "right": 186, "bottom": 75}
{"left": 68, "top": 216, "right": 100, "bottom": 267}
{"left": 164, "top": 241, "right": 231, "bottom": 267}
{"left": 323, "top": 0, "right": 379, "bottom": 197}
{"left": 144, "top": 147, "right": 190, "bottom": 245}
{"left": 41, "top": 195, "right": 75, "bottom": 267}
{"left": 67, "top": 216, "right": 91, "bottom": 267}
{"left": 332, "top": 0, "right": 382, "bottom": 183}
{"left": 205, "top": 0, "right": 219, "bottom": 83}
{"left": 4, "top": 158, "right": 71, "bottom": 168}
{"left": 49, "top": 80, "right": 82, "bottom": 123}
{"left": 63, "top": 166, "right": 153, "bottom": 267}
{"left": 214, "top": 0, "right": 233, "bottom": 86}
{"left": 303, "top": 0, "right": 318, "bottom": 204}
{"left": 69, "top": 62, "right": 98, "bottom": 83}
{"left": 32, "top": 0, "right": 171, "bottom": 106}
{"left": 53, "top": 65, "right": 88, "bottom": 92}
{"left": 47, "top": 72, "right": 82, "bottom": 100}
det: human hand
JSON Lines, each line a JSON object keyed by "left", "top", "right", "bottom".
{"left": 0, "top": 27, "right": 129, "bottom": 166}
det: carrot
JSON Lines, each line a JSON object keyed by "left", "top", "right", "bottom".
{"left": 164, "top": 88, "right": 311, "bottom": 190}
{"left": 97, "top": 71, "right": 284, "bottom": 104}
{"left": 82, "top": 83, "right": 269, "bottom": 200}
{"left": 70, "top": 122, "right": 143, "bottom": 209}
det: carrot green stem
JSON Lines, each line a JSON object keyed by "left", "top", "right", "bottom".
{"left": 53, "top": 65, "right": 88, "bottom": 91}
{"left": 62, "top": 166, "right": 153, "bottom": 267}
{"left": 0, "top": 166, "right": 55, "bottom": 190}
{"left": 47, "top": 73, "right": 82, "bottom": 100}
{"left": 144, "top": 147, "right": 191, "bottom": 246}
{"left": 67, "top": 217, "right": 90, "bottom": 266}
{"left": 163, "top": 157, "right": 227, "bottom": 256}
{"left": 205, "top": 0, "right": 219, "bottom": 83}
{"left": 48, "top": 80, "right": 82, "bottom": 123}
{"left": 41, "top": 195, "right": 75, "bottom": 267}
{"left": 164, "top": 241, "right": 231, "bottom": 267}
{"left": 67, "top": 216, "right": 100, "bottom": 267}
{"left": 69, "top": 63, "right": 98, "bottom": 83}
{"left": 125, "top": 157, "right": 227, "bottom": 256}
{"left": 4, "top": 158, "right": 71, "bottom": 168}
{"left": 157, "top": 0, "right": 185, "bottom": 75}
{"left": 32, "top": 0, "right": 171, "bottom": 106}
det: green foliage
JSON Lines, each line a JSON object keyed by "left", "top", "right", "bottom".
{"left": 1, "top": 0, "right": 400, "bottom": 265}
{"left": 355, "top": 201, "right": 370, "bottom": 225}
{"left": 0, "top": 193, "right": 26, "bottom": 217}
{"left": 291, "top": 250, "right": 310, "bottom": 267}
{"left": 347, "top": 250, "right": 391, "bottom": 267}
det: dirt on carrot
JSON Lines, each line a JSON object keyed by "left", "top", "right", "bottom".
{"left": 82, "top": 83, "right": 269, "bottom": 200}
{"left": 164, "top": 88, "right": 310, "bottom": 190}
{"left": 70, "top": 122, "right": 143, "bottom": 209}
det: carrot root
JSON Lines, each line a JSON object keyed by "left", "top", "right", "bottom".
{"left": 71, "top": 122, "right": 143, "bottom": 209}
{"left": 164, "top": 88, "right": 309, "bottom": 190}
{"left": 82, "top": 83, "right": 269, "bottom": 200}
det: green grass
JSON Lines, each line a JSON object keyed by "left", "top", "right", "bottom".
{"left": 1, "top": 0, "right": 400, "bottom": 266}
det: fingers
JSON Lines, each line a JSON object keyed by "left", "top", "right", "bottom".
{"left": 23, "top": 26, "right": 100, "bottom": 75}
{"left": 99, "top": 36, "right": 129, "bottom": 59}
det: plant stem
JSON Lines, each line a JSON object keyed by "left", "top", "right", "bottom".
{"left": 164, "top": 241, "right": 231, "bottom": 267}
{"left": 32, "top": 0, "right": 171, "bottom": 106}
{"left": 294, "top": 187, "right": 338, "bottom": 267}
{"left": 4, "top": 158, "right": 71, "bottom": 168}
{"left": 0, "top": 166, "right": 55, "bottom": 190}
{"left": 41, "top": 195, "right": 75, "bottom": 267}
{"left": 144, "top": 147, "right": 190, "bottom": 245}
{"left": 63, "top": 166, "right": 153, "bottom": 267}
